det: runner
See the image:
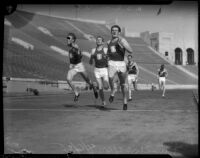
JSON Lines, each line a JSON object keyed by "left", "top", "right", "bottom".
{"left": 157, "top": 64, "right": 168, "bottom": 97}
{"left": 127, "top": 55, "right": 139, "bottom": 101}
{"left": 89, "top": 36, "right": 109, "bottom": 107}
{"left": 107, "top": 25, "right": 133, "bottom": 110}
{"left": 66, "top": 33, "right": 98, "bottom": 101}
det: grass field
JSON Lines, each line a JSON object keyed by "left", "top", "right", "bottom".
{"left": 3, "top": 89, "right": 198, "bottom": 157}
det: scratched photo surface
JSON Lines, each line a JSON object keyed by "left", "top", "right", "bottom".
{"left": 3, "top": 2, "right": 198, "bottom": 157}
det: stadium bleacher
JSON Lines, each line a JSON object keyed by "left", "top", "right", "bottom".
{"left": 66, "top": 19, "right": 110, "bottom": 40}
{"left": 183, "top": 65, "right": 198, "bottom": 75}
{"left": 3, "top": 9, "right": 198, "bottom": 86}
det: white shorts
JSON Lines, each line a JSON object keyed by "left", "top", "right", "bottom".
{"left": 94, "top": 67, "right": 109, "bottom": 82}
{"left": 127, "top": 74, "right": 137, "bottom": 85}
{"left": 159, "top": 77, "right": 166, "bottom": 84}
{"left": 108, "top": 60, "right": 127, "bottom": 78}
{"left": 67, "top": 62, "right": 86, "bottom": 81}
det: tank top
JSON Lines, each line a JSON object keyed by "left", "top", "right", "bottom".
{"left": 107, "top": 38, "right": 126, "bottom": 61}
{"left": 69, "top": 47, "right": 82, "bottom": 65}
{"left": 127, "top": 62, "right": 137, "bottom": 74}
{"left": 158, "top": 69, "right": 167, "bottom": 77}
{"left": 93, "top": 48, "right": 108, "bottom": 68}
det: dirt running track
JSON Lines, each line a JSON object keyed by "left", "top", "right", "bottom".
{"left": 3, "top": 89, "right": 198, "bottom": 157}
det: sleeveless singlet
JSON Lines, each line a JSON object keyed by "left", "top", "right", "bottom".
{"left": 107, "top": 38, "right": 126, "bottom": 61}
{"left": 69, "top": 47, "right": 82, "bottom": 65}
{"left": 127, "top": 62, "right": 137, "bottom": 74}
{"left": 93, "top": 48, "right": 108, "bottom": 68}
{"left": 158, "top": 69, "right": 167, "bottom": 77}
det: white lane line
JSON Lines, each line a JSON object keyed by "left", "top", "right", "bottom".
{"left": 4, "top": 109, "right": 198, "bottom": 112}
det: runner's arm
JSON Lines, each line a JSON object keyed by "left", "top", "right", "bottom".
{"left": 118, "top": 37, "right": 133, "bottom": 54}
{"left": 89, "top": 48, "right": 95, "bottom": 65}
{"left": 165, "top": 69, "right": 168, "bottom": 77}
{"left": 136, "top": 63, "right": 139, "bottom": 77}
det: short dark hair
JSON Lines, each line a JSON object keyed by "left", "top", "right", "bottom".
{"left": 161, "top": 64, "right": 165, "bottom": 69}
{"left": 67, "top": 33, "right": 76, "bottom": 41}
{"left": 96, "top": 36, "right": 104, "bottom": 42}
{"left": 111, "top": 25, "right": 121, "bottom": 32}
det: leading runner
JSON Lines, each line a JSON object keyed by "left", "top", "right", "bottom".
{"left": 107, "top": 25, "right": 133, "bottom": 110}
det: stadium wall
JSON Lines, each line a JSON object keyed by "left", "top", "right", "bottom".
{"left": 2, "top": 77, "right": 198, "bottom": 94}
{"left": 140, "top": 31, "right": 198, "bottom": 66}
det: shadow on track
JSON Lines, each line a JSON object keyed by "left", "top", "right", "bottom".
{"left": 85, "top": 105, "right": 118, "bottom": 111}
{"left": 63, "top": 104, "right": 118, "bottom": 111}
{"left": 163, "top": 141, "right": 198, "bottom": 158}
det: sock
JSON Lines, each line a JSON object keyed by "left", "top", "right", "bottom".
{"left": 75, "top": 91, "right": 79, "bottom": 96}
{"left": 124, "top": 98, "right": 127, "bottom": 105}
{"left": 129, "top": 89, "right": 132, "bottom": 99}
{"left": 99, "top": 89, "right": 104, "bottom": 101}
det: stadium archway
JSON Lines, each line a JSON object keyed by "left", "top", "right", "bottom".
{"left": 174, "top": 47, "right": 183, "bottom": 65}
{"left": 186, "top": 48, "right": 195, "bottom": 65}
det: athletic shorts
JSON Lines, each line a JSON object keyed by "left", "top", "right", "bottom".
{"left": 159, "top": 77, "right": 166, "bottom": 84}
{"left": 108, "top": 60, "right": 127, "bottom": 78}
{"left": 67, "top": 62, "right": 85, "bottom": 81}
{"left": 94, "top": 67, "right": 109, "bottom": 82}
{"left": 127, "top": 74, "right": 137, "bottom": 85}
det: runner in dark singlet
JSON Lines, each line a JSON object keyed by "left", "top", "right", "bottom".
{"left": 157, "top": 64, "right": 168, "bottom": 97}
{"left": 66, "top": 33, "right": 98, "bottom": 102}
{"left": 107, "top": 25, "right": 133, "bottom": 110}
{"left": 89, "top": 36, "right": 109, "bottom": 107}
{"left": 127, "top": 55, "right": 139, "bottom": 101}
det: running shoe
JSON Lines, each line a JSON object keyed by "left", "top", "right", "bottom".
{"left": 109, "top": 95, "right": 114, "bottom": 103}
{"left": 123, "top": 104, "right": 128, "bottom": 110}
{"left": 128, "top": 98, "right": 132, "bottom": 102}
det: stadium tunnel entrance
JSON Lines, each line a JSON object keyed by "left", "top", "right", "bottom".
{"left": 174, "top": 47, "right": 183, "bottom": 65}
{"left": 186, "top": 48, "right": 195, "bottom": 65}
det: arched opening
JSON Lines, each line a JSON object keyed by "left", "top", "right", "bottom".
{"left": 186, "top": 48, "right": 195, "bottom": 65}
{"left": 174, "top": 47, "right": 183, "bottom": 65}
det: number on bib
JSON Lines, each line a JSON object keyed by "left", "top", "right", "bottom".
{"left": 69, "top": 53, "right": 73, "bottom": 58}
{"left": 110, "top": 46, "right": 116, "bottom": 53}
{"left": 97, "top": 54, "right": 102, "bottom": 60}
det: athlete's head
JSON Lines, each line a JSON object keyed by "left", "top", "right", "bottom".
{"left": 111, "top": 25, "right": 121, "bottom": 38}
{"left": 160, "top": 64, "right": 165, "bottom": 70}
{"left": 96, "top": 36, "right": 104, "bottom": 46}
{"left": 66, "top": 33, "right": 76, "bottom": 46}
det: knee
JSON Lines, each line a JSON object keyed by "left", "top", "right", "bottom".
{"left": 98, "top": 85, "right": 103, "bottom": 90}
{"left": 104, "top": 85, "right": 109, "bottom": 90}
{"left": 66, "top": 78, "right": 72, "bottom": 83}
{"left": 99, "top": 88, "right": 103, "bottom": 92}
{"left": 109, "top": 77, "right": 113, "bottom": 82}
{"left": 120, "top": 83, "right": 126, "bottom": 89}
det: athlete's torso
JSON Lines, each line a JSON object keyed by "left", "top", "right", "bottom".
{"left": 158, "top": 69, "right": 167, "bottom": 77}
{"left": 69, "top": 46, "right": 82, "bottom": 65}
{"left": 107, "top": 38, "right": 126, "bottom": 61}
{"left": 127, "top": 61, "right": 137, "bottom": 74}
{"left": 93, "top": 47, "right": 108, "bottom": 68}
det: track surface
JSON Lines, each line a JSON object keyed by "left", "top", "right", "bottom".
{"left": 3, "top": 90, "right": 198, "bottom": 157}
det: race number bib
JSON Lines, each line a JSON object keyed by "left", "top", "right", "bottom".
{"left": 69, "top": 53, "right": 73, "bottom": 58}
{"left": 97, "top": 54, "right": 102, "bottom": 60}
{"left": 110, "top": 46, "right": 116, "bottom": 53}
